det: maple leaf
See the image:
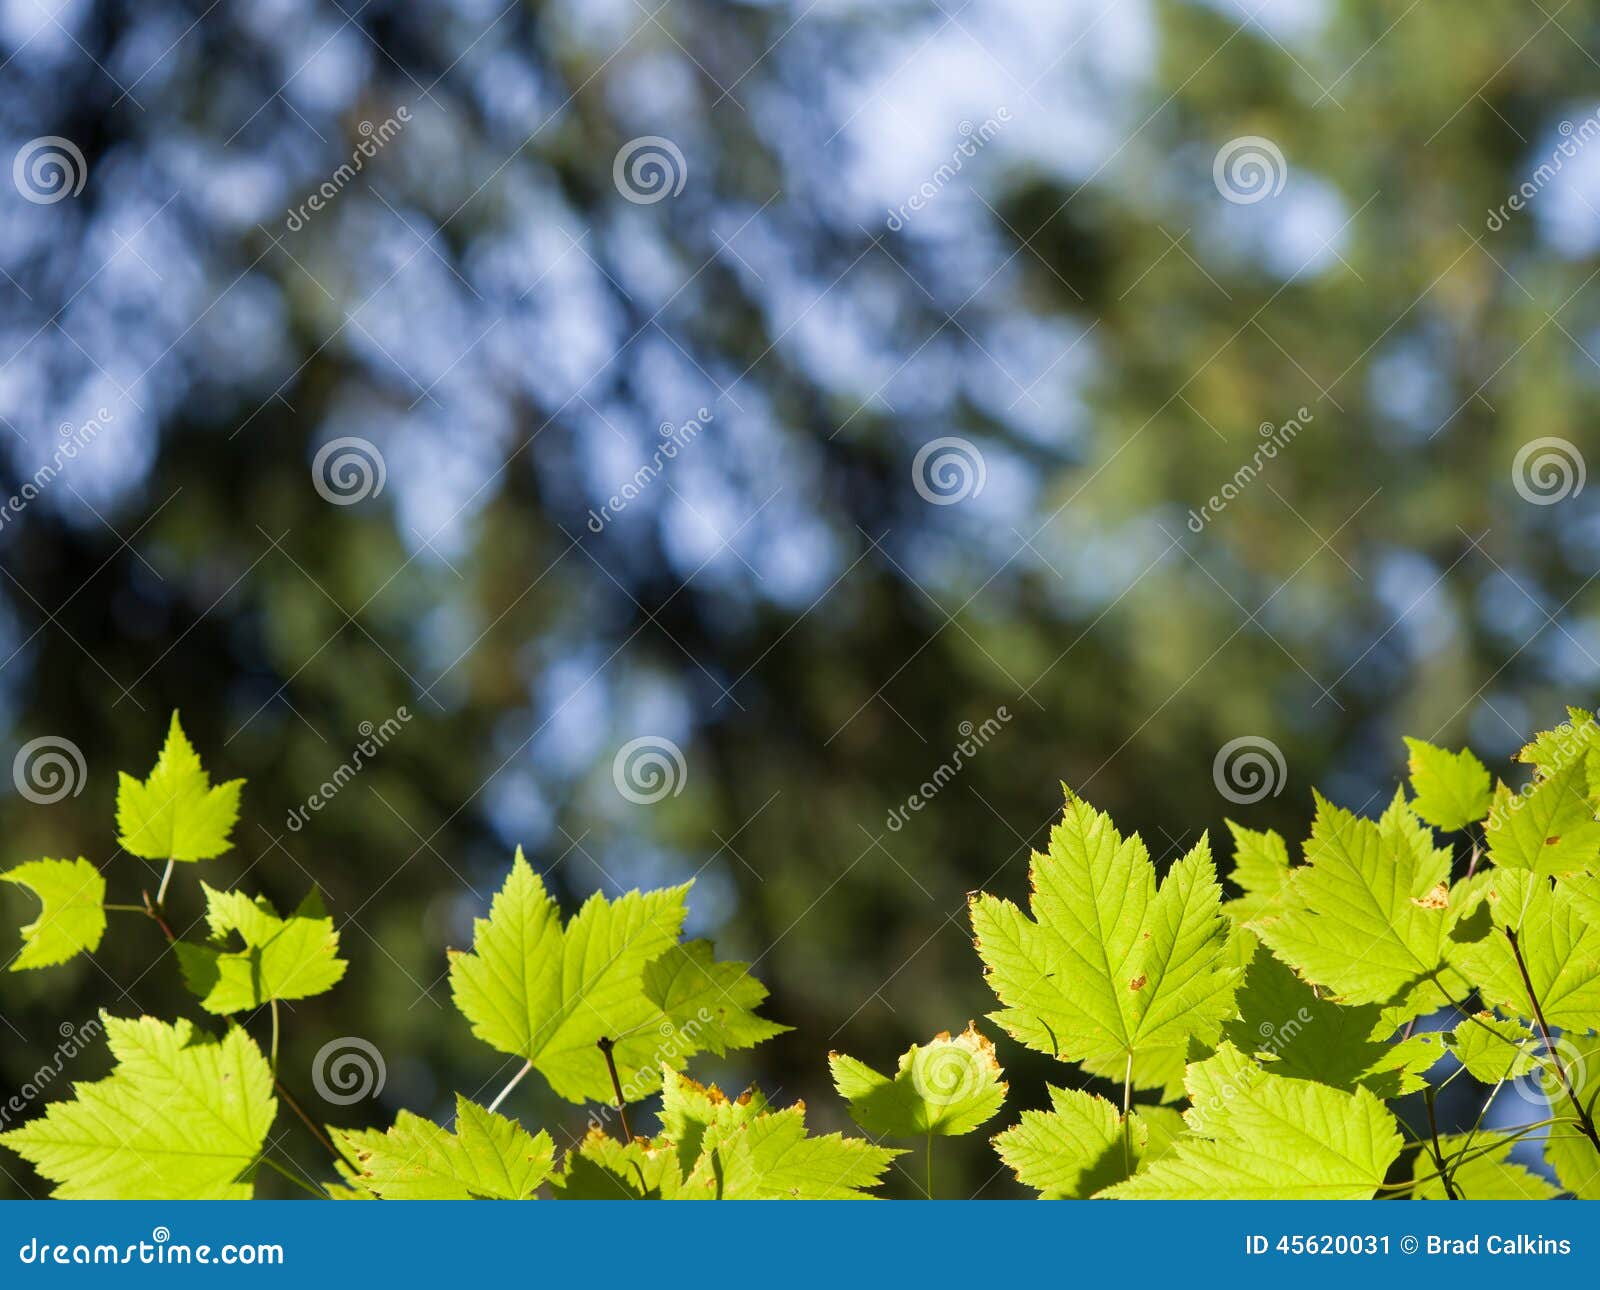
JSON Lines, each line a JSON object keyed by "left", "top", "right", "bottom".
{"left": 554, "top": 1071, "right": 900, "bottom": 1200}
{"left": 993, "top": 1086, "right": 1176, "bottom": 1199}
{"left": 1450, "top": 869, "right": 1600, "bottom": 1033}
{"left": 1222, "top": 943, "right": 1441, "bottom": 1097}
{"left": 970, "top": 795, "right": 1237, "bottom": 1078}
{"left": 448, "top": 849, "right": 781, "bottom": 1104}
{"left": 1249, "top": 790, "right": 1467, "bottom": 1016}
{"left": 1103, "top": 1043, "right": 1403, "bottom": 1199}
{"left": 1485, "top": 758, "right": 1600, "bottom": 874}
{"left": 830, "top": 1023, "right": 1006, "bottom": 1138}
{"left": 1222, "top": 822, "right": 1295, "bottom": 925}
{"left": 1404, "top": 738, "right": 1491, "bottom": 832}
{"left": 1444, "top": 1014, "right": 1542, "bottom": 1083}
{"left": 175, "top": 884, "right": 347, "bottom": 1013}
{"left": 0, "top": 1014, "right": 276, "bottom": 1199}
{"left": 334, "top": 1096, "right": 553, "bottom": 1199}
{"left": 1, "top": 857, "right": 106, "bottom": 970}
{"left": 116, "top": 712, "right": 244, "bottom": 862}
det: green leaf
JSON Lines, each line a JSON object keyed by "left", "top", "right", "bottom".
{"left": 1250, "top": 790, "right": 1464, "bottom": 1016}
{"left": 1104, "top": 1043, "right": 1403, "bottom": 1199}
{"left": 554, "top": 1072, "right": 900, "bottom": 1200}
{"left": 971, "top": 796, "right": 1237, "bottom": 1076}
{"left": 176, "top": 884, "right": 347, "bottom": 1013}
{"left": 1452, "top": 869, "right": 1600, "bottom": 1032}
{"left": 1223, "top": 822, "right": 1295, "bottom": 925}
{"left": 640, "top": 938, "right": 790, "bottom": 1055}
{"left": 1545, "top": 1035, "right": 1600, "bottom": 1197}
{"left": 448, "top": 849, "right": 780, "bottom": 1104}
{"left": 1485, "top": 758, "right": 1600, "bottom": 874}
{"left": 1404, "top": 738, "right": 1491, "bottom": 832}
{"left": 115, "top": 712, "right": 244, "bottom": 862}
{"left": 993, "top": 1086, "right": 1151, "bottom": 1199}
{"left": 550, "top": 1131, "right": 684, "bottom": 1199}
{"left": 336, "top": 1096, "right": 553, "bottom": 1199}
{"left": 1445, "top": 1014, "right": 1541, "bottom": 1083}
{"left": 1222, "top": 945, "right": 1440, "bottom": 1097}
{"left": 0, "top": 1014, "right": 276, "bottom": 1198}
{"left": 1516, "top": 708, "right": 1600, "bottom": 778}
{"left": 1416, "top": 1133, "right": 1561, "bottom": 1200}
{"left": 1, "top": 857, "right": 106, "bottom": 970}
{"left": 830, "top": 1023, "right": 1006, "bottom": 1138}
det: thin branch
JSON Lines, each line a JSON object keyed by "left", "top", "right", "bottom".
{"left": 1423, "top": 1087, "right": 1460, "bottom": 1200}
{"left": 597, "top": 1037, "right": 632, "bottom": 1144}
{"left": 1505, "top": 925, "right": 1600, "bottom": 1154}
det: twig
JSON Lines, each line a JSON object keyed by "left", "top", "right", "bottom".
{"left": 1423, "top": 1087, "right": 1460, "bottom": 1200}
{"left": 1504, "top": 925, "right": 1600, "bottom": 1153}
{"left": 597, "top": 1037, "right": 632, "bottom": 1144}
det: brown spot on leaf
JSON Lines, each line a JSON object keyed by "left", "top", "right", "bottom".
{"left": 1128, "top": 974, "right": 1148, "bottom": 991}
{"left": 1411, "top": 882, "right": 1450, "bottom": 911}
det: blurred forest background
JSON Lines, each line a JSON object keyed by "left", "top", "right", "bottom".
{"left": 2, "top": 0, "right": 1599, "bottom": 1198}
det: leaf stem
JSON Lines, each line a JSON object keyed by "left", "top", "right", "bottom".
{"left": 486, "top": 1059, "right": 533, "bottom": 1116}
{"left": 1121, "top": 1049, "right": 1133, "bottom": 1174}
{"left": 154, "top": 857, "right": 175, "bottom": 910}
{"left": 1423, "top": 1086, "right": 1460, "bottom": 1200}
{"left": 269, "top": 999, "right": 280, "bottom": 1078}
{"left": 258, "top": 1152, "right": 330, "bottom": 1200}
{"left": 1504, "top": 925, "right": 1600, "bottom": 1154}
{"left": 596, "top": 1037, "right": 632, "bottom": 1144}
{"left": 925, "top": 1132, "right": 934, "bottom": 1200}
